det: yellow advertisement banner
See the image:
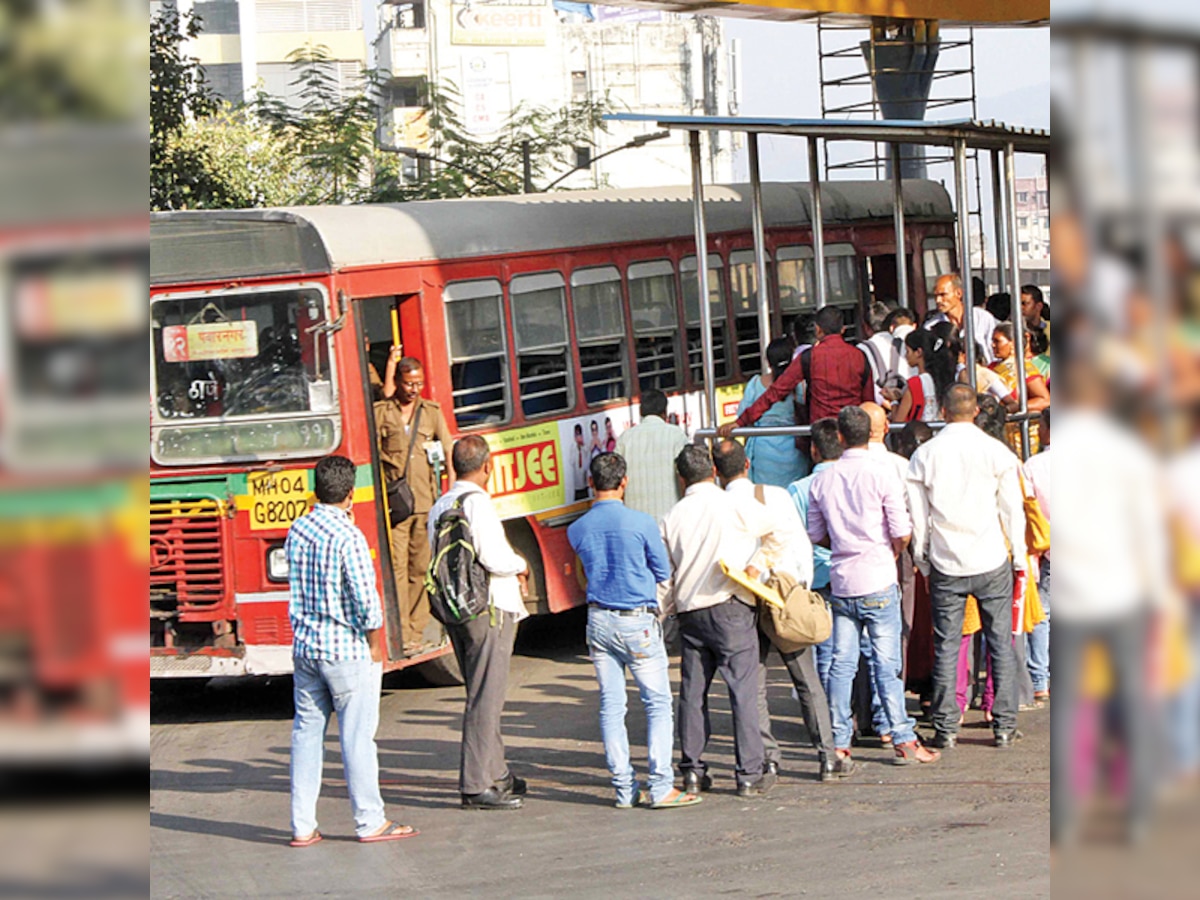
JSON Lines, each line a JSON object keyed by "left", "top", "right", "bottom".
{"left": 715, "top": 384, "right": 745, "bottom": 426}
{"left": 483, "top": 423, "right": 565, "bottom": 519}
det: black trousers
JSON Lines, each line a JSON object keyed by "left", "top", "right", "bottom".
{"left": 758, "top": 630, "right": 836, "bottom": 764}
{"left": 930, "top": 561, "right": 1017, "bottom": 736}
{"left": 447, "top": 610, "right": 517, "bottom": 795}
{"left": 677, "top": 599, "right": 764, "bottom": 781}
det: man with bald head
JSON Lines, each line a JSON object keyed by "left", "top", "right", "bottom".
{"left": 906, "top": 383, "right": 1027, "bottom": 750}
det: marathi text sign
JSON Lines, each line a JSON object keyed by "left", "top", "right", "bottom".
{"left": 451, "top": 4, "right": 547, "bottom": 46}
{"left": 163, "top": 320, "right": 259, "bottom": 362}
{"left": 484, "top": 423, "right": 565, "bottom": 519}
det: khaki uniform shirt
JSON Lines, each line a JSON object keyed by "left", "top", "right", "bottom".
{"left": 376, "top": 397, "right": 453, "bottom": 515}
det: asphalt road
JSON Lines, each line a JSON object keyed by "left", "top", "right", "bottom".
{"left": 151, "top": 610, "right": 1049, "bottom": 899}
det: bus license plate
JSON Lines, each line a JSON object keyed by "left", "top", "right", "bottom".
{"left": 247, "top": 469, "right": 312, "bottom": 531}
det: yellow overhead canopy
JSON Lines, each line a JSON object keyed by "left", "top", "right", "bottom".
{"left": 596, "top": 0, "right": 1048, "bottom": 26}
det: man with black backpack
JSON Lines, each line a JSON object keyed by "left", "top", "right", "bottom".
{"left": 426, "top": 435, "right": 530, "bottom": 810}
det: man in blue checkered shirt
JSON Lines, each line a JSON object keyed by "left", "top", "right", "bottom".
{"left": 285, "top": 455, "right": 418, "bottom": 847}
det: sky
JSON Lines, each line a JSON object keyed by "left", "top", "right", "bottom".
{"left": 724, "top": 20, "right": 1050, "bottom": 182}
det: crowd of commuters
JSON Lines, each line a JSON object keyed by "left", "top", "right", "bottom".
{"left": 282, "top": 284, "right": 1054, "bottom": 841}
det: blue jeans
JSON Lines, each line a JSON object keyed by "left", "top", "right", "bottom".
{"left": 814, "top": 586, "right": 833, "bottom": 695}
{"left": 1026, "top": 557, "right": 1051, "bottom": 693}
{"left": 587, "top": 607, "right": 675, "bottom": 805}
{"left": 291, "top": 656, "right": 386, "bottom": 839}
{"left": 828, "top": 584, "right": 916, "bottom": 749}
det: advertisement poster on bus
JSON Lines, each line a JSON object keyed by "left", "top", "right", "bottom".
{"left": 482, "top": 422, "right": 566, "bottom": 519}
{"left": 482, "top": 388, "right": 745, "bottom": 521}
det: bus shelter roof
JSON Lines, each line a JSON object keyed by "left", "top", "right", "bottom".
{"left": 605, "top": 114, "right": 1051, "bottom": 154}
{"left": 594, "top": 0, "right": 1047, "bottom": 26}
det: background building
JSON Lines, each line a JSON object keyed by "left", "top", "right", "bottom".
{"left": 373, "top": 1, "right": 734, "bottom": 187}
{"left": 159, "top": 0, "right": 370, "bottom": 107}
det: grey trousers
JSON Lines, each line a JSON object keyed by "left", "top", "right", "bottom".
{"left": 758, "top": 630, "right": 836, "bottom": 764}
{"left": 678, "top": 598, "right": 764, "bottom": 781}
{"left": 930, "top": 561, "right": 1018, "bottom": 736}
{"left": 1051, "top": 611, "right": 1152, "bottom": 842}
{"left": 447, "top": 610, "right": 517, "bottom": 795}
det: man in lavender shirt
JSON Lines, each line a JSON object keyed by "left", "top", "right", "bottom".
{"left": 807, "top": 406, "right": 940, "bottom": 769}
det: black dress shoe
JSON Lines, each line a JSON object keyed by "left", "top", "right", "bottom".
{"left": 682, "top": 770, "right": 713, "bottom": 794}
{"left": 929, "top": 733, "right": 958, "bottom": 750}
{"left": 462, "top": 787, "right": 523, "bottom": 810}
{"left": 737, "top": 770, "right": 776, "bottom": 797}
{"left": 764, "top": 760, "right": 780, "bottom": 777}
{"left": 496, "top": 772, "right": 527, "bottom": 796}
{"left": 994, "top": 729, "right": 1024, "bottom": 748}
{"left": 819, "top": 755, "right": 837, "bottom": 783}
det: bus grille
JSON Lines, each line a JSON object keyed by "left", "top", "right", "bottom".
{"left": 150, "top": 498, "right": 226, "bottom": 621}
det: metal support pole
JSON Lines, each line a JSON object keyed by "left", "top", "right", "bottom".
{"left": 990, "top": 148, "right": 1009, "bottom": 296}
{"left": 890, "top": 143, "right": 908, "bottom": 310}
{"left": 748, "top": 133, "right": 771, "bottom": 366}
{"left": 690, "top": 131, "right": 717, "bottom": 429}
{"left": 808, "top": 137, "right": 828, "bottom": 310}
{"left": 953, "top": 138, "right": 976, "bottom": 388}
{"left": 1004, "top": 142, "right": 1031, "bottom": 459}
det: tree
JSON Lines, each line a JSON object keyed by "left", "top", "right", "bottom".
{"left": 254, "top": 45, "right": 383, "bottom": 205}
{"left": 169, "top": 104, "right": 311, "bottom": 208}
{"left": 151, "top": 6, "right": 237, "bottom": 210}
{"left": 372, "top": 82, "right": 614, "bottom": 202}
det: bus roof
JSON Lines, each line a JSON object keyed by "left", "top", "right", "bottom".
{"left": 151, "top": 180, "right": 952, "bottom": 286}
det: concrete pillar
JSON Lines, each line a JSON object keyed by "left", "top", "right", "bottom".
{"left": 861, "top": 19, "right": 940, "bottom": 180}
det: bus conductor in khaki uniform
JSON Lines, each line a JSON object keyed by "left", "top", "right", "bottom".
{"left": 376, "top": 351, "right": 454, "bottom": 654}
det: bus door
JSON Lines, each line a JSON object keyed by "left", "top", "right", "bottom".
{"left": 354, "top": 293, "right": 421, "bottom": 661}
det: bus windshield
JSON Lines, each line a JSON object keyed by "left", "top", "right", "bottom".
{"left": 151, "top": 285, "right": 340, "bottom": 464}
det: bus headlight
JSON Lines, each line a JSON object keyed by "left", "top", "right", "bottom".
{"left": 267, "top": 546, "right": 289, "bottom": 581}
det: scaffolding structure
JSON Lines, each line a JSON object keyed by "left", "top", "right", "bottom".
{"left": 817, "top": 20, "right": 988, "bottom": 273}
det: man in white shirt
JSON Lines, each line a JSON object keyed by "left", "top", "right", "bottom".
{"left": 924, "top": 273, "right": 998, "bottom": 364}
{"left": 428, "top": 435, "right": 530, "bottom": 811}
{"left": 1050, "top": 363, "right": 1168, "bottom": 844}
{"left": 616, "top": 389, "right": 689, "bottom": 524}
{"left": 713, "top": 440, "right": 835, "bottom": 784}
{"left": 861, "top": 306, "right": 917, "bottom": 410}
{"left": 660, "top": 443, "right": 785, "bottom": 798}
{"left": 906, "top": 383, "right": 1026, "bottom": 750}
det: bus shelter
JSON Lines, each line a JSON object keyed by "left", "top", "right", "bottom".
{"left": 608, "top": 114, "right": 1049, "bottom": 457}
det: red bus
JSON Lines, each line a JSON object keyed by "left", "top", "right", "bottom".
{"left": 149, "top": 180, "right": 955, "bottom": 681}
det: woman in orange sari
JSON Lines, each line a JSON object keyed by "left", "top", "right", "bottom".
{"left": 989, "top": 323, "right": 1050, "bottom": 454}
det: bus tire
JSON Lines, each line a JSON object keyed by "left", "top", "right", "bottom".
{"left": 414, "top": 651, "right": 463, "bottom": 687}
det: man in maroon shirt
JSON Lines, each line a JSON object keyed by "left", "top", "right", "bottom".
{"left": 720, "top": 307, "right": 872, "bottom": 436}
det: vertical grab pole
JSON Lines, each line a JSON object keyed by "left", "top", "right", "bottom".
{"left": 749, "top": 133, "right": 772, "bottom": 367}
{"left": 891, "top": 142, "right": 908, "bottom": 310}
{"left": 991, "top": 148, "right": 1009, "bottom": 296}
{"left": 954, "top": 137, "right": 976, "bottom": 389}
{"left": 808, "top": 137, "right": 828, "bottom": 310}
{"left": 1004, "top": 141, "right": 1031, "bottom": 459}
{"left": 690, "top": 130, "right": 717, "bottom": 430}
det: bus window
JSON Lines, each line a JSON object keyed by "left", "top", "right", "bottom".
{"left": 923, "top": 238, "right": 955, "bottom": 305}
{"left": 679, "top": 255, "right": 729, "bottom": 384}
{"left": 151, "top": 284, "right": 340, "bottom": 464}
{"left": 825, "top": 245, "right": 862, "bottom": 307}
{"left": 729, "top": 249, "right": 766, "bottom": 378}
{"left": 626, "top": 260, "right": 679, "bottom": 392}
{"left": 444, "top": 279, "right": 509, "bottom": 428}
{"left": 510, "top": 272, "right": 573, "bottom": 418}
{"left": 776, "top": 246, "right": 813, "bottom": 313}
{"left": 570, "top": 266, "right": 627, "bottom": 406}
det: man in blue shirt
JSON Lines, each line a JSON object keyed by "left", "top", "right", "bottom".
{"left": 787, "top": 417, "right": 848, "bottom": 778}
{"left": 286, "top": 455, "right": 418, "bottom": 846}
{"left": 568, "top": 452, "right": 700, "bottom": 810}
